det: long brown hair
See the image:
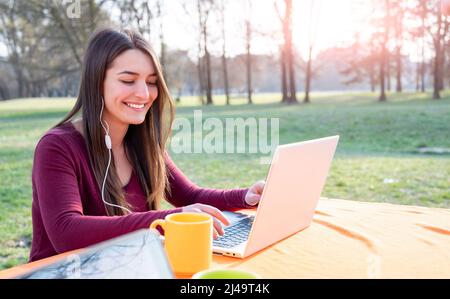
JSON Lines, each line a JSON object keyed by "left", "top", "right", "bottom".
{"left": 56, "top": 28, "right": 174, "bottom": 216}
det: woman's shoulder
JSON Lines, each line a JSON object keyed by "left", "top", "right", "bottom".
{"left": 35, "top": 121, "right": 84, "bottom": 157}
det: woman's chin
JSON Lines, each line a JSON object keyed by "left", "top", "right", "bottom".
{"left": 126, "top": 117, "right": 146, "bottom": 126}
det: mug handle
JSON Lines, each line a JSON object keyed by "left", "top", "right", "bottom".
{"left": 150, "top": 219, "right": 166, "bottom": 233}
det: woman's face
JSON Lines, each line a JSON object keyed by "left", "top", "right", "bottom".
{"left": 102, "top": 49, "right": 158, "bottom": 126}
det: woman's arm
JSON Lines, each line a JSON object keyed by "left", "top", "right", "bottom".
{"left": 32, "top": 135, "right": 182, "bottom": 253}
{"left": 164, "top": 152, "right": 253, "bottom": 211}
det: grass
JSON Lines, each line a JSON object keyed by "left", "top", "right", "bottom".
{"left": 0, "top": 90, "right": 449, "bottom": 270}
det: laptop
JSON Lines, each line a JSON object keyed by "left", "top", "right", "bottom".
{"left": 213, "top": 135, "right": 339, "bottom": 258}
{"left": 20, "top": 229, "right": 174, "bottom": 278}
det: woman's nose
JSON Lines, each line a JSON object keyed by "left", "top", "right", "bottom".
{"left": 135, "top": 80, "right": 149, "bottom": 100}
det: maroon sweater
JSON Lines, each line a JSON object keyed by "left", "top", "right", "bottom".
{"left": 30, "top": 122, "right": 249, "bottom": 262}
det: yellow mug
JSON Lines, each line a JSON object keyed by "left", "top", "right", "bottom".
{"left": 150, "top": 212, "right": 213, "bottom": 275}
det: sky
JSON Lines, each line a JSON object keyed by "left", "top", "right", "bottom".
{"left": 161, "top": 0, "right": 376, "bottom": 61}
{"left": 0, "top": 0, "right": 430, "bottom": 61}
{"left": 162, "top": 0, "right": 435, "bottom": 62}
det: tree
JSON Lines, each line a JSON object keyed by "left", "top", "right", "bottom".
{"left": 429, "top": 0, "right": 448, "bottom": 99}
{"left": 116, "top": 0, "right": 153, "bottom": 39}
{"left": 340, "top": 34, "right": 369, "bottom": 86}
{"left": 196, "top": 0, "right": 214, "bottom": 105}
{"left": 180, "top": 0, "right": 208, "bottom": 104}
{"left": 275, "top": 0, "right": 297, "bottom": 104}
{"left": 392, "top": 0, "right": 405, "bottom": 92}
{"left": 418, "top": 0, "right": 428, "bottom": 92}
{"left": 279, "top": 45, "right": 288, "bottom": 102}
{"left": 0, "top": 1, "right": 27, "bottom": 97}
{"left": 164, "top": 49, "right": 197, "bottom": 101}
{"left": 155, "top": 0, "right": 167, "bottom": 80}
{"left": 244, "top": 0, "right": 253, "bottom": 104}
{"left": 438, "top": 13, "right": 448, "bottom": 91}
{"left": 378, "top": 0, "right": 391, "bottom": 101}
{"left": 219, "top": 0, "right": 230, "bottom": 105}
{"left": 0, "top": 57, "right": 11, "bottom": 100}
{"left": 0, "top": 0, "right": 98, "bottom": 98}
{"left": 303, "top": 0, "right": 322, "bottom": 103}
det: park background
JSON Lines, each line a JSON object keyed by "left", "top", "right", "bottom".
{"left": 0, "top": 0, "right": 449, "bottom": 270}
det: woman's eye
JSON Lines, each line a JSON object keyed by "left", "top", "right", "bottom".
{"left": 120, "top": 80, "right": 157, "bottom": 86}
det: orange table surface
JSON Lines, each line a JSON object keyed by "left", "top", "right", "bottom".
{"left": 1, "top": 198, "right": 449, "bottom": 279}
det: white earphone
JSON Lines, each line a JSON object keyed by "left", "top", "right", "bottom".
{"left": 100, "top": 97, "right": 132, "bottom": 214}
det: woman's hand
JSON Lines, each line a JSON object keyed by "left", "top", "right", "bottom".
{"left": 245, "top": 180, "right": 265, "bottom": 207}
{"left": 182, "top": 203, "right": 230, "bottom": 239}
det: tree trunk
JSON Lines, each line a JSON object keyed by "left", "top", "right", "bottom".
{"left": 287, "top": 45, "right": 297, "bottom": 103}
{"left": 157, "top": 1, "right": 166, "bottom": 80}
{"left": 379, "top": 0, "right": 389, "bottom": 102}
{"left": 420, "top": 1, "right": 426, "bottom": 93}
{"left": 203, "top": 26, "right": 213, "bottom": 105}
{"left": 438, "top": 18, "right": 448, "bottom": 91}
{"left": 220, "top": 0, "right": 230, "bottom": 105}
{"left": 379, "top": 58, "right": 387, "bottom": 102}
{"left": 395, "top": 7, "right": 403, "bottom": 93}
{"left": 304, "top": 45, "right": 312, "bottom": 103}
{"left": 432, "top": 5, "right": 442, "bottom": 100}
{"left": 196, "top": 0, "right": 205, "bottom": 105}
{"left": 395, "top": 47, "right": 402, "bottom": 92}
{"left": 415, "top": 62, "right": 420, "bottom": 92}
{"left": 386, "top": 54, "right": 391, "bottom": 92}
{"left": 88, "top": 0, "right": 96, "bottom": 32}
{"left": 369, "top": 40, "right": 376, "bottom": 92}
{"left": 12, "top": 59, "right": 25, "bottom": 98}
{"left": 4, "top": 7, "right": 26, "bottom": 98}
{"left": 285, "top": 0, "right": 297, "bottom": 103}
{"left": 420, "top": 50, "right": 426, "bottom": 92}
{"left": 222, "top": 54, "right": 230, "bottom": 105}
{"left": 385, "top": 0, "right": 391, "bottom": 93}
{"left": 0, "top": 79, "right": 10, "bottom": 100}
{"left": 246, "top": 20, "right": 252, "bottom": 104}
{"left": 197, "top": 54, "right": 205, "bottom": 105}
{"left": 280, "top": 47, "right": 288, "bottom": 103}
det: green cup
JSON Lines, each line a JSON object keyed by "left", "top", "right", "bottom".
{"left": 192, "top": 269, "right": 260, "bottom": 279}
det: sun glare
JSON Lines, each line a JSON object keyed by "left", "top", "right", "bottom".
{"left": 247, "top": 0, "right": 373, "bottom": 60}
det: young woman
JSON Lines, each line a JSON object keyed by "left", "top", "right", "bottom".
{"left": 29, "top": 28, "right": 264, "bottom": 262}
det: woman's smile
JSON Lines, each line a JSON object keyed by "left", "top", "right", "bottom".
{"left": 123, "top": 101, "right": 147, "bottom": 111}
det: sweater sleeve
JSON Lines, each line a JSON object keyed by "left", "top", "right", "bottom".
{"left": 32, "top": 135, "right": 182, "bottom": 253}
{"left": 164, "top": 152, "right": 252, "bottom": 211}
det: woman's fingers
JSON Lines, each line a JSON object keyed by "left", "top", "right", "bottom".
{"left": 199, "top": 205, "right": 228, "bottom": 239}
{"left": 246, "top": 194, "right": 261, "bottom": 206}
{"left": 181, "top": 204, "right": 229, "bottom": 239}
{"left": 199, "top": 204, "right": 230, "bottom": 226}
{"left": 253, "top": 180, "right": 265, "bottom": 194}
{"left": 212, "top": 216, "right": 225, "bottom": 236}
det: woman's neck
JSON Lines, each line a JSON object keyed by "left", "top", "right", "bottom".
{"left": 101, "top": 112, "right": 128, "bottom": 151}
{"left": 72, "top": 116, "right": 128, "bottom": 152}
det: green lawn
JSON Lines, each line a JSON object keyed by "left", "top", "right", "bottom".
{"left": 0, "top": 91, "right": 449, "bottom": 270}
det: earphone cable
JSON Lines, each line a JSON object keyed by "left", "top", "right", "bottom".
{"left": 100, "top": 97, "right": 132, "bottom": 214}
{"left": 101, "top": 146, "right": 132, "bottom": 214}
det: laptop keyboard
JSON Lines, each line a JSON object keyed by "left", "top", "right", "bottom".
{"left": 213, "top": 216, "right": 255, "bottom": 248}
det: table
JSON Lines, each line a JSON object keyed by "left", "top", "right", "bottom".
{"left": 1, "top": 198, "right": 449, "bottom": 279}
